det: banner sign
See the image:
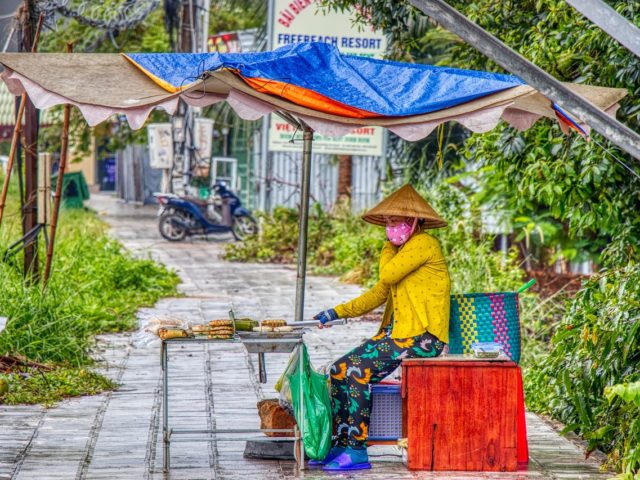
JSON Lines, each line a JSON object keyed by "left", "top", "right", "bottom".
{"left": 268, "top": 0, "right": 387, "bottom": 156}
{"left": 147, "top": 123, "right": 173, "bottom": 169}
{"left": 193, "top": 118, "right": 214, "bottom": 165}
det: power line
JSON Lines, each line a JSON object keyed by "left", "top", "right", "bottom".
{"left": 590, "top": 137, "right": 640, "bottom": 182}
{"left": 36, "top": 0, "right": 159, "bottom": 31}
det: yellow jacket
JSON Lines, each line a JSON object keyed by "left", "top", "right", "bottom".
{"left": 334, "top": 232, "right": 450, "bottom": 341}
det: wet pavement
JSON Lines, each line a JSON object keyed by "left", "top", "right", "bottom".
{"left": 0, "top": 193, "right": 613, "bottom": 479}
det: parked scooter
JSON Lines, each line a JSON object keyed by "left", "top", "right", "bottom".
{"left": 155, "top": 181, "right": 258, "bottom": 241}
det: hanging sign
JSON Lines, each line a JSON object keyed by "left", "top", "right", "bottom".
{"left": 268, "top": 1, "right": 387, "bottom": 156}
{"left": 147, "top": 123, "right": 173, "bottom": 169}
{"left": 193, "top": 118, "right": 214, "bottom": 165}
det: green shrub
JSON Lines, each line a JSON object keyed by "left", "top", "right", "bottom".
{"left": 225, "top": 182, "right": 526, "bottom": 293}
{"left": 0, "top": 184, "right": 179, "bottom": 405}
{"left": 0, "top": 207, "right": 180, "bottom": 366}
{"left": 0, "top": 367, "right": 116, "bottom": 407}
{"left": 525, "top": 266, "right": 640, "bottom": 474}
{"left": 423, "top": 182, "right": 525, "bottom": 293}
{"left": 225, "top": 205, "right": 333, "bottom": 265}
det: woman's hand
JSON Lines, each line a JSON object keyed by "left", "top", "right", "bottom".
{"left": 313, "top": 308, "right": 338, "bottom": 329}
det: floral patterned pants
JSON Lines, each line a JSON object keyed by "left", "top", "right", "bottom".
{"left": 329, "top": 325, "right": 445, "bottom": 449}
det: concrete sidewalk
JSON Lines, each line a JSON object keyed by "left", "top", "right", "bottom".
{"left": 0, "top": 193, "right": 612, "bottom": 479}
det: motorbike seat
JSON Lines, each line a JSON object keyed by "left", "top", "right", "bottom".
{"left": 183, "top": 196, "right": 209, "bottom": 207}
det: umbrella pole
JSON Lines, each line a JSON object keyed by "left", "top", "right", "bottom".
{"left": 293, "top": 126, "right": 314, "bottom": 323}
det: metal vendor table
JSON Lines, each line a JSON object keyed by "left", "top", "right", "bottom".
{"left": 160, "top": 333, "right": 306, "bottom": 472}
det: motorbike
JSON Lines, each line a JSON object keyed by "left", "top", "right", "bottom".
{"left": 155, "top": 181, "right": 258, "bottom": 241}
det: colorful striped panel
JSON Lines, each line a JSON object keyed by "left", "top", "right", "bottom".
{"left": 448, "top": 292, "right": 522, "bottom": 363}
{"left": 457, "top": 294, "right": 478, "bottom": 354}
{"left": 490, "top": 293, "right": 512, "bottom": 359}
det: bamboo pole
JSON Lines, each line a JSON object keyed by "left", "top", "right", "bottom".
{"left": 0, "top": 12, "right": 44, "bottom": 231}
{"left": 43, "top": 43, "right": 72, "bottom": 285}
{"left": 0, "top": 100, "right": 27, "bottom": 229}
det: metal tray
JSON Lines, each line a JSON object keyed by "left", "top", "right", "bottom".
{"left": 236, "top": 331, "right": 304, "bottom": 353}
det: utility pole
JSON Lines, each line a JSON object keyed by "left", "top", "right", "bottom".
{"left": 171, "top": 0, "right": 198, "bottom": 195}
{"left": 18, "top": 0, "right": 39, "bottom": 280}
{"left": 337, "top": 155, "right": 352, "bottom": 205}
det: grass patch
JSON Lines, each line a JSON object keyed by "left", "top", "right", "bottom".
{"left": 0, "top": 177, "right": 179, "bottom": 404}
{"left": 0, "top": 367, "right": 117, "bottom": 407}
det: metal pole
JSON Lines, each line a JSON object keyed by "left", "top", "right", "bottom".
{"left": 162, "top": 341, "right": 170, "bottom": 472}
{"left": 298, "top": 344, "right": 305, "bottom": 470}
{"left": 201, "top": 0, "right": 210, "bottom": 53}
{"left": 408, "top": 0, "right": 640, "bottom": 161}
{"left": 43, "top": 43, "right": 72, "bottom": 285}
{"left": 258, "top": 0, "right": 276, "bottom": 213}
{"left": 293, "top": 127, "right": 313, "bottom": 323}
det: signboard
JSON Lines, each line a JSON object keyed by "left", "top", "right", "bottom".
{"left": 208, "top": 32, "right": 241, "bottom": 53}
{"left": 268, "top": 0, "right": 387, "bottom": 156}
{"left": 193, "top": 118, "right": 214, "bottom": 165}
{"left": 208, "top": 28, "right": 258, "bottom": 53}
{"left": 270, "top": 123, "right": 384, "bottom": 155}
{"left": 147, "top": 123, "right": 173, "bottom": 169}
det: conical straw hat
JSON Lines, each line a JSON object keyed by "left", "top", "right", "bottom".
{"left": 362, "top": 184, "right": 447, "bottom": 228}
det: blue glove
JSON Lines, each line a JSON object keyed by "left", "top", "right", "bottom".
{"left": 314, "top": 308, "right": 338, "bottom": 325}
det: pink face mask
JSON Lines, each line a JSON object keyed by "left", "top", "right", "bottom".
{"left": 385, "top": 218, "right": 418, "bottom": 246}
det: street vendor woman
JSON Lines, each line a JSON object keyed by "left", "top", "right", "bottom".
{"left": 312, "top": 184, "right": 450, "bottom": 471}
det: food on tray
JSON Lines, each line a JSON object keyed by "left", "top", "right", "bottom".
{"left": 208, "top": 333, "right": 234, "bottom": 340}
{"left": 252, "top": 326, "right": 271, "bottom": 333}
{"left": 157, "top": 327, "right": 190, "bottom": 340}
{"left": 234, "top": 318, "right": 259, "bottom": 331}
{"left": 144, "top": 316, "right": 185, "bottom": 335}
{"left": 209, "top": 329, "right": 235, "bottom": 336}
{"left": 274, "top": 326, "right": 293, "bottom": 332}
{"left": 261, "top": 319, "right": 287, "bottom": 328}
{"left": 209, "top": 319, "right": 234, "bottom": 327}
{"left": 251, "top": 320, "right": 294, "bottom": 334}
{"left": 191, "top": 324, "right": 210, "bottom": 334}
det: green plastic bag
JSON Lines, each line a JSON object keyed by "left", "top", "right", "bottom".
{"left": 281, "top": 344, "right": 332, "bottom": 460}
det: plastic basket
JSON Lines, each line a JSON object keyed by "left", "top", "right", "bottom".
{"left": 448, "top": 281, "right": 535, "bottom": 363}
{"left": 368, "top": 382, "right": 402, "bottom": 441}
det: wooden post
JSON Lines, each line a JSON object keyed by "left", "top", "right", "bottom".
{"left": 43, "top": 43, "right": 73, "bottom": 285}
{"left": 0, "top": 10, "right": 43, "bottom": 248}
{"left": 18, "top": 4, "right": 44, "bottom": 280}
{"left": 336, "top": 155, "right": 352, "bottom": 205}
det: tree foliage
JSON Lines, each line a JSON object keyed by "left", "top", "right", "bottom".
{"left": 324, "top": 0, "right": 640, "bottom": 268}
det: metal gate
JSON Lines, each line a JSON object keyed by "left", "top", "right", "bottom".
{"left": 261, "top": 151, "right": 384, "bottom": 213}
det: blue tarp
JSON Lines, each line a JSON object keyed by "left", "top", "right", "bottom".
{"left": 126, "top": 42, "right": 525, "bottom": 117}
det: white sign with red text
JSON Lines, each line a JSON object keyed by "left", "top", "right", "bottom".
{"left": 268, "top": 0, "right": 386, "bottom": 156}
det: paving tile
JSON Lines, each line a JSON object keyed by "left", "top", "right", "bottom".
{"left": 0, "top": 194, "right": 615, "bottom": 480}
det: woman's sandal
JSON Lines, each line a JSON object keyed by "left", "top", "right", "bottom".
{"left": 322, "top": 451, "right": 372, "bottom": 471}
{"left": 307, "top": 446, "right": 345, "bottom": 467}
